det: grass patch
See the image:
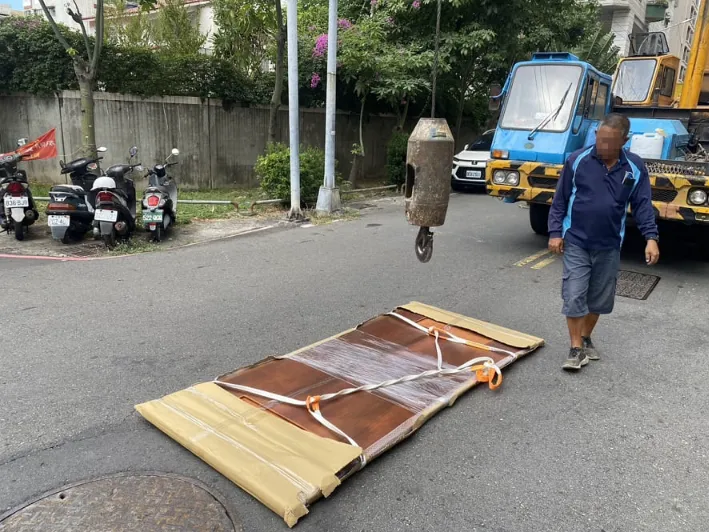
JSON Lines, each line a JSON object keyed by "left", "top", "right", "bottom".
{"left": 107, "top": 238, "right": 161, "bottom": 256}
{"left": 28, "top": 182, "right": 285, "bottom": 224}
{"left": 307, "top": 207, "right": 361, "bottom": 226}
{"left": 27, "top": 181, "right": 397, "bottom": 228}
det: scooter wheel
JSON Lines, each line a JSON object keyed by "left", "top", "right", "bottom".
{"left": 102, "top": 231, "right": 116, "bottom": 249}
{"left": 152, "top": 226, "right": 162, "bottom": 243}
{"left": 14, "top": 222, "right": 24, "bottom": 241}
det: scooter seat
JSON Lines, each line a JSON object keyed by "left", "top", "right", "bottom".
{"left": 53, "top": 185, "right": 87, "bottom": 195}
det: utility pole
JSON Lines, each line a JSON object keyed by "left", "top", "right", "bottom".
{"left": 315, "top": 0, "right": 341, "bottom": 214}
{"left": 287, "top": 0, "right": 303, "bottom": 220}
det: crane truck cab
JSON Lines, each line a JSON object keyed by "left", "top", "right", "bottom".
{"left": 485, "top": 52, "right": 615, "bottom": 234}
{"left": 612, "top": 32, "right": 681, "bottom": 107}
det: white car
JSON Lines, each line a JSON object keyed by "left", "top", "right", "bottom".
{"left": 451, "top": 129, "right": 494, "bottom": 191}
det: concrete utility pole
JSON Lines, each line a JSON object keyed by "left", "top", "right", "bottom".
{"left": 315, "top": 0, "right": 341, "bottom": 214}
{"left": 287, "top": 0, "right": 303, "bottom": 219}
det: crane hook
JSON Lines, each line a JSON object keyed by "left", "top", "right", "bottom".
{"left": 415, "top": 226, "right": 434, "bottom": 263}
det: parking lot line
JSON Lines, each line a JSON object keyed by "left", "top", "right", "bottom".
{"left": 514, "top": 249, "right": 551, "bottom": 267}
{"left": 530, "top": 255, "right": 558, "bottom": 270}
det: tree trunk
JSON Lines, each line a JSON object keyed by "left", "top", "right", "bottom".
{"left": 268, "top": 0, "right": 286, "bottom": 144}
{"left": 358, "top": 95, "right": 366, "bottom": 157}
{"left": 349, "top": 154, "right": 362, "bottom": 188}
{"left": 77, "top": 73, "right": 97, "bottom": 159}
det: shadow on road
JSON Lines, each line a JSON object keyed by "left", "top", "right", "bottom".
{"left": 622, "top": 221, "right": 709, "bottom": 267}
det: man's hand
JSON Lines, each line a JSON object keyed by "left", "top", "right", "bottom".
{"left": 645, "top": 239, "right": 660, "bottom": 265}
{"left": 549, "top": 237, "right": 564, "bottom": 255}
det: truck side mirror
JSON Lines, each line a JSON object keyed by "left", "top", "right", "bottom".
{"left": 488, "top": 83, "right": 502, "bottom": 112}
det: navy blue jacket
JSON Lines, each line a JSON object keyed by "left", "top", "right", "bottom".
{"left": 548, "top": 146, "right": 659, "bottom": 250}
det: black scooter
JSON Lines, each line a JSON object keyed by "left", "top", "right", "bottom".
{"left": 46, "top": 147, "right": 108, "bottom": 243}
{"left": 91, "top": 146, "right": 141, "bottom": 249}
{"left": 0, "top": 140, "right": 39, "bottom": 241}
{"left": 141, "top": 148, "right": 180, "bottom": 242}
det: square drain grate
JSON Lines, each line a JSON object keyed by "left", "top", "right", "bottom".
{"left": 616, "top": 270, "right": 661, "bottom": 300}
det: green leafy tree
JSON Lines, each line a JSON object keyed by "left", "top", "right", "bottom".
{"left": 104, "top": 0, "right": 152, "bottom": 48}
{"left": 574, "top": 27, "right": 620, "bottom": 74}
{"left": 153, "top": 0, "right": 206, "bottom": 55}
{"left": 37, "top": 0, "right": 105, "bottom": 158}
{"left": 211, "top": 0, "right": 285, "bottom": 142}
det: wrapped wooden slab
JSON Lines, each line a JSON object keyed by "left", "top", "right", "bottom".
{"left": 136, "top": 302, "right": 544, "bottom": 527}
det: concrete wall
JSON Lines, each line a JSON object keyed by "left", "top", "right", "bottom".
{"left": 0, "top": 91, "right": 478, "bottom": 187}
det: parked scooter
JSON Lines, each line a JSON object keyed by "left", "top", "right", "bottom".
{"left": 0, "top": 139, "right": 39, "bottom": 241}
{"left": 91, "top": 146, "right": 141, "bottom": 249}
{"left": 46, "top": 147, "right": 108, "bottom": 243}
{"left": 141, "top": 148, "right": 180, "bottom": 242}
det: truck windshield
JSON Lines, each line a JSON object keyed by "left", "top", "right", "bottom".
{"left": 613, "top": 59, "right": 657, "bottom": 103}
{"left": 500, "top": 64, "right": 582, "bottom": 132}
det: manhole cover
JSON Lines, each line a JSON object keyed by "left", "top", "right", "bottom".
{"left": 0, "top": 473, "right": 241, "bottom": 532}
{"left": 616, "top": 270, "right": 661, "bottom": 300}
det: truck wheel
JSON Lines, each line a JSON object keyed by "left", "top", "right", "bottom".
{"left": 529, "top": 203, "right": 550, "bottom": 236}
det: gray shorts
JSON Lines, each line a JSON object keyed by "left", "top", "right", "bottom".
{"left": 562, "top": 241, "right": 620, "bottom": 318}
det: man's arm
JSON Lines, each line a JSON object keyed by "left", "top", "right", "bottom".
{"left": 548, "top": 158, "right": 574, "bottom": 237}
{"left": 629, "top": 163, "right": 659, "bottom": 240}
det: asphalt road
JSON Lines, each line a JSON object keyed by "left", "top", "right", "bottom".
{"left": 1, "top": 192, "right": 709, "bottom": 532}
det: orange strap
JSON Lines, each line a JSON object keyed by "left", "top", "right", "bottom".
{"left": 475, "top": 366, "right": 503, "bottom": 390}
{"left": 306, "top": 395, "right": 321, "bottom": 412}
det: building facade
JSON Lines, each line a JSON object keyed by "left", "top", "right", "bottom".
{"left": 649, "top": 0, "right": 700, "bottom": 82}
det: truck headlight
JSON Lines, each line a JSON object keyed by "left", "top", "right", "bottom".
{"left": 493, "top": 170, "right": 520, "bottom": 186}
{"left": 689, "top": 189, "right": 708, "bottom": 205}
{"left": 492, "top": 170, "right": 507, "bottom": 184}
{"left": 505, "top": 171, "right": 520, "bottom": 186}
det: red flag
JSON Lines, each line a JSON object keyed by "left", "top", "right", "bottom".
{"left": 1, "top": 129, "right": 58, "bottom": 161}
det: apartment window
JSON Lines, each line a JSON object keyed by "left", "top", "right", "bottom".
{"left": 686, "top": 27, "right": 694, "bottom": 43}
{"left": 683, "top": 46, "right": 690, "bottom": 63}
{"left": 680, "top": 66, "right": 686, "bottom": 83}
{"left": 660, "top": 67, "right": 676, "bottom": 97}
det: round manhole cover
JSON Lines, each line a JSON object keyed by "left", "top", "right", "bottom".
{"left": 0, "top": 473, "right": 241, "bottom": 531}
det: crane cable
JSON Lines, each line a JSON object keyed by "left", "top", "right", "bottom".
{"left": 431, "top": 0, "right": 443, "bottom": 119}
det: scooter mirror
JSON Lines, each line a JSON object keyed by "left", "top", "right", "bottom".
{"left": 16, "top": 138, "right": 28, "bottom": 147}
{"left": 171, "top": 148, "right": 180, "bottom": 156}
{"left": 60, "top": 160, "right": 65, "bottom": 168}
{"left": 129, "top": 146, "right": 138, "bottom": 157}
{"left": 97, "top": 146, "right": 107, "bottom": 153}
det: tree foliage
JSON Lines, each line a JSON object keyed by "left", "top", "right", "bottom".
{"left": 152, "top": 0, "right": 206, "bottom": 55}
{"left": 104, "top": 0, "right": 151, "bottom": 48}
{"left": 0, "top": 17, "right": 261, "bottom": 106}
{"left": 211, "top": 0, "right": 277, "bottom": 76}
{"left": 105, "top": 0, "right": 205, "bottom": 56}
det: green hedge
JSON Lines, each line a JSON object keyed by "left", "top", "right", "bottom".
{"left": 256, "top": 143, "right": 340, "bottom": 204}
{"left": 0, "top": 17, "right": 265, "bottom": 106}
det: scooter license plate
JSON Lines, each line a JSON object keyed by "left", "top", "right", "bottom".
{"left": 48, "top": 215, "right": 70, "bottom": 227}
{"left": 94, "top": 209, "right": 118, "bottom": 222}
{"left": 4, "top": 196, "right": 29, "bottom": 208}
{"left": 143, "top": 210, "right": 163, "bottom": 223}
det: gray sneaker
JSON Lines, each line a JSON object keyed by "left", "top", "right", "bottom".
{"left": 562, "top": 347, "right": 589, "bottom": 371}
{"left": 582, "top": 336, "right": 600, "bottom": 361}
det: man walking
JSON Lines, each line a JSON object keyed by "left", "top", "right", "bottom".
{"left": 548, "top": 113, "right": 660, "bottom": 371}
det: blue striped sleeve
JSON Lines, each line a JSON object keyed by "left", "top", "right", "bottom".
{"left": 548, "top": 157, "right": 574, "bottom": 238}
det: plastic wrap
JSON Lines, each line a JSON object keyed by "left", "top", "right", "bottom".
{"left": 285, "top": 331, "right": 470, "bottom": 414}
